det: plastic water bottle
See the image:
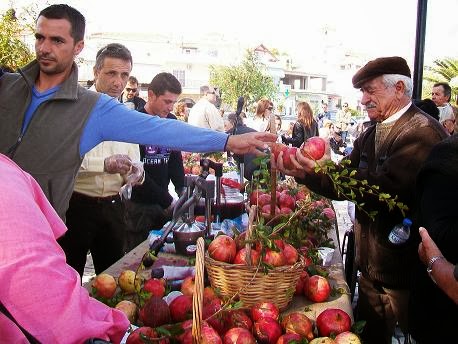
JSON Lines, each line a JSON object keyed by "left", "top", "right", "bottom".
{"left": 388, "top": 218, "right": 412, "bottom": 245}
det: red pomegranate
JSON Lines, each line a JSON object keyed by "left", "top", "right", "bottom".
{"left": 251, "top": 301, "right": 280, "bottom": 321}
{"left": 316, "top": 308, "right": 352, "bottom": 337}
{"left": 223, "top": 327, "right": 256, "bottom": 344}
{"left": 253, "top": 317, "right": 282, "bottom": 344}
{"left": 304, "top": 274, "right": 331, "bottom": 302}
{"left": 208, "top": 235, "right": 237, "bottom": 263}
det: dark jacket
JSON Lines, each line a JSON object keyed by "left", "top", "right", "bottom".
{"left": 0, "top": 60, "right": 100, "bottom": 219}
{"left": 282, "top": 120, "right": 319, "bottom": 148}
{"left": 119, "top": 94, "right": 146, "bottom": 111}
{"left": 409, "top": 135, "right": 458, "bottom": 343}
{"left": 297, "top": 105, "right": 447, "bottom": 288}
{"left": 131, "top": 110, "right": 185, "bottom": 208}
{"left": 227, "top": 123, "right": 258, "bottom": 180}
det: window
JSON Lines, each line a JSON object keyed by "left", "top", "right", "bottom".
{"left": 173, "top": 70, "right": 185, "bottom": 87}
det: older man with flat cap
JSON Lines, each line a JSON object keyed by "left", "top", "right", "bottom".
{"left": 273, "top": 56, "right": 447, "bottom": 344}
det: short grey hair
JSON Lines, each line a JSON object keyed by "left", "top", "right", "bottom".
{"left": 200, "top": 85, "right": 210, "bottom": 96}
{"left": 382, "top": 74, "right": 413, "bottom": 98}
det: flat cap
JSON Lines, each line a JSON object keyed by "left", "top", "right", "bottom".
{"left": 352, "top": 56, "right": 411, "bottom": 88}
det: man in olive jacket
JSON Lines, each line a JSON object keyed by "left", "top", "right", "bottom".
{"left": 273, "top": 56, "right": 447, "bottom": 344}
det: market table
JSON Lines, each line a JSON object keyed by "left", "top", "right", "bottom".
{"left": 83, "top": 220, "right": 353, "bottom": 322}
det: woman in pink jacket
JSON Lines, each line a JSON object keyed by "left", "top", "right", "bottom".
{"left": 0, "top": 154, "right": 129, "bottom": 343}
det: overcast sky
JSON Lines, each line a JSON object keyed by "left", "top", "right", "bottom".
{"left": 3, "top": 0, "right": 457, "bottom": 66}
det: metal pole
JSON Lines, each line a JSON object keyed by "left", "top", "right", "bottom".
{"left": 412, "top": 0, "right": 428, "bottom": 101}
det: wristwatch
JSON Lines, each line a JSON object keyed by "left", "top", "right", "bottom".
{"left": 427, "top": 255, "right": 444, "bottom": 284}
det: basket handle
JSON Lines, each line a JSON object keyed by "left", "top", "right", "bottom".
{"left": 192, "top": 237, "right": 205, "bottom": 343}
{"left": 245, "top": 205, "right": 257, "bottom": 267}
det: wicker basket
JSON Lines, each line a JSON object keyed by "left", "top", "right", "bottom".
{"left": 204, "top": 205, "right": 305, "bottom": 310}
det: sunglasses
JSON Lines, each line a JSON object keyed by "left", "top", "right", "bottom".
{"left": 207, "top": 91, "right": 216, "bottom": 95}
{"left": 126, "top": 88, "right": 137, "bottom": 93}
{"left": 267, "top": 107, "right": 273, "bottom": 111}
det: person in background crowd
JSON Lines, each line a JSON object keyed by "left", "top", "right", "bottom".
{"left": 329, "top": 129, "right": 347, "bottom": 160}
{"left": 124, "top": 73, "right": 186, "bottom": 253}
{"left": 225, "top": 111, "right": 258, "bottom": 180}
{"left": 409, "top": 135, "right": 458, "bottom": 343}
{"left": 0, "top": 4, "right": 275, "bottom": 222}
{"left": 431, "top": 82, "right": 458, "bottom": 133}
{"left": 439, "top": 103, "right": 455, "bottom": 135}
{"left": 281, "top": 101, "right": 319, "bottom": 148}
{"left": 335, "top": 102, "right": 352, "bottom": 142}
{"left": 316, "top": 102, "right": 331, "bottom": 128}
{"left": 187, "top": 85, "right": 225, "bottom": 131}
{"left": 319, "top": 119, "right": 333, "bottom": 139}
{"left": 0, "top": 153, "right": 129, "bottom": 343}
{"left": 414, "top": 98, "right": 439, "bottom": 121}
{"left": 174, "top": 101, "right": 189, "bottom": 122}
{"left": 61, "top": 43, "right": 144, "bottom": 277}
{"left": 119, "top": 75, "right": 146, "bottom": 111}
{"left": 273, "top": 56, "right": 448, "bottom": 344}
{"left": 246, "top": 98, "right": 273, "bottom": 132}
{"left": 274, "top": 114, "right": 282, "bottom": 133}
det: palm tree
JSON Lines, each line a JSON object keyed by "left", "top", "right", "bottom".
{"left": 422, "top": 57, "right": 458, "bottom": 104}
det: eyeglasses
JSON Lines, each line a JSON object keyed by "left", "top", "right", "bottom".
{"left": 126, "top": 88, "right": 137, "bottom": 93}
{"left": 267, "top": 107, "right": 273, "bottom": 111}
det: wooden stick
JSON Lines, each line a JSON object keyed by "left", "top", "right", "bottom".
{"left": 270, "top": 113, "right": 277, "bottom": 217}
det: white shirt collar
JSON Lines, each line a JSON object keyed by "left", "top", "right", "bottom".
{"left": 383, "top": 101, "right": 412, "bottom": 123}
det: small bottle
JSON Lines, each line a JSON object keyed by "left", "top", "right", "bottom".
{"left": 388, "top": 218, "right": 412, "bottom": 245}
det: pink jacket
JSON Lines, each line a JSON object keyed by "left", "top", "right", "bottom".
{"left": 0, "top": 155, "right": 129, "bottom": 343}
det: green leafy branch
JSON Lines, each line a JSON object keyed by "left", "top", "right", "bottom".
{"left": 315, "top": 159, "right": 408, "bottom": 220}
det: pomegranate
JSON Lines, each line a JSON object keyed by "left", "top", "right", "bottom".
{"left": 316, "top": 308, "right": 352, "bottom": 337}
{"left": 263, "top": 248, "right": 285, "bottom": 267}
{"left": 281, "top": 312, "right": 314, "bottom": 340}
{"left": 139, "top": 296, "right": 171, "bottom": 327}
{"left": 282, "top": 243, "right": 299, "bottom": 265}
{"left": 235, "top": 231, "right": 247, "bottom": 251}
{"left": 208, "top": 235, "right": 237, "bottom": 263}
{"left": 273, "top": 239, "right": 286, "bottom": 250}
{"left": 92, "top": 273, "right": 117, "bottom": 299}
{"left": 203, "top": 286, "right": 219, "bottom": 303}
{"left": 143, "top": 278, "right": 166, "bottom": 298}
{"left": 258, "top": 193, "right": 272, "bottom": 208}
{"left": 251, "top": 301, "right": 280, "bottom": 321}
{"left": 118, "top": 269, "right": 142, "bottom": 294}
{"left": 200, "top": 322, "right": 222, "bottom": 344}
{"left": 309, "top": 338, "right": 336, "bottom": 344}
{"left": 126, "top": 326, "right": 169, "bottom": 344}
{"left": 276, "top": 333, "right": 302, "bottom": 344}
{"left": 253, "top": 317, "right": 282, "bottom": 344}
{"left": 271, "top": 142, "right": 288, "bottom": 160}
{"left": 304, "top": 275, "right": 331, "bottom": 302}
{"left": 322, "top": 207, "right": 336, "bottom": 220}
{"left": 301, "top": 136, "right": 326, "bottom": 160}
{"left": 226, "top": 309, "right": 253, "bottom": 331}
{"left": 223, "top": 327, "right": 256, "bottom": 344}
{"left": 280, "top": 207, "right": 293, "bottom": 215}
{"left": 169, "top": 294, "right": 193, "bottom": 322}
{"left": 334, "top": 331, "right": 362, "bottom": 344}
{"left": 282, "top": 147, "right": 298, "bottom": 170}
{"left": 176, "top": 319, "right": 193, "bottom": 343}
{"left": 278, "top": 191, "right": 296, "bottom": 210}
{"left": 115, "top": 300, "right": 138, "bottom": 324}
{"left": 203, "top": 297, "right": 225, "bottom": 335}
{"left": 180, "top": 276, "right": 195, "bottom": 296}
{"left": 294, "top": 271, "right": 309, "bottom": 295}
{"left": 261, "top": 204, "right": 280, "bottom": 217}
{"left": 233, "top": 248, "right": 261, "bottom": 265}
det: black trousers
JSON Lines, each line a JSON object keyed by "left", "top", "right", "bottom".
{"left": 59, "top": 192, "right": 127, "bottom": 277}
